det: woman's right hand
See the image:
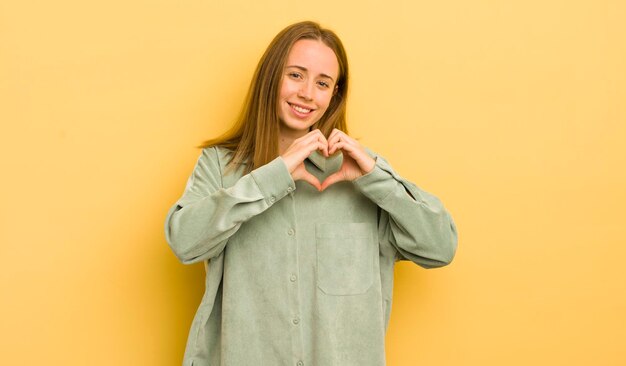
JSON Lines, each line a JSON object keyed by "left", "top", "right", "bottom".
{"left": 280, "top": 129, "right": 328, "bottom": 191}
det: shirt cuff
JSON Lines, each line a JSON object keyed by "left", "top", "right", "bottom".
{"left": 250, "top": 156, "right": 296, "bottom": 205}
{"left": 352, "top": 159, "right": 397, "bottom": 205}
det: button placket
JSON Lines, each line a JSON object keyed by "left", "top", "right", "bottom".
{"left": 285, "top": 192, "right": 303, "bottom": 365}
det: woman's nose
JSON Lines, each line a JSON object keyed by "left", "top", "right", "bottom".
{"left": 297, "top": 82, "right": 314, "bottom": 101}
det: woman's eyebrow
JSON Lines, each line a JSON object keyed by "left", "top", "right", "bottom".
{"left": 286, "top": 65, "right": 335, "bottom": 82}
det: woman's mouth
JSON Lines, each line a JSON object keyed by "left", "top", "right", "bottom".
{"left": 288, "top": 102, "right": 314, "bottom": 116}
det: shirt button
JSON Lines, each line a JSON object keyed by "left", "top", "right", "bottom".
{"left": 287, "top": 186, "right": 293, "bottom": 193}
{"left": 297, "top": 362, "right": 304, "bottom": 366}
{"left": 290, "top": 274, "right": 297, "bottom": 282}
{"left": 288, "top": 228, "right": 295, "bottom": 236}
{"left": 269, "top": 196, "right": 276, "bottom": 203}
{"left": 292, "top": 317, "right": 300, "bottom": 325}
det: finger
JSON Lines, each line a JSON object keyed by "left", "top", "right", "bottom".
{"left": 311, "top": 128, "right": 328, "bottom": 143}
{"left": 327, "top": 128, "right": 341, "bottom": 144}
{"left": 283, "top": 138, "right": 328, "bottom": 172}
{"left": 315, "top": 130, "right": 329, "bottom": 156}
{"left": 295, "top": 139, "right": 328, "bottom": 161}
{"left": 320, "top": 171, "right": 345, "bottom": 191}
{"left": 301, "top": 129, "right": 328, "bottom": 156}
{"left": 300, "top": 133, "right": 328, "bottom": 157}
{"left": 302, "top": 128, "right": 325, "bottom": 139}
{"left": 327, "top": 132, "right": 348, "bottom": 154}
{"left": 317, "top": 134, "right": 329, "bottom": 157}
{"left": 327, "top": 135, "right": 338, "bottom": 154}
{"left": 330, "top": 138, "right": 364, "bottom": 157}
{"left": 329, "top": 134, "right": 360, "bottom": 155}
{"left": 311, "top": 140, "right": 328, "bottom": 157}
{"left": 329, "top": 140, "right": 353, "bottom": 155}
{"left": 295, "top": 129, "right": 326, "bottom": 147}
{"left": 328, "top": 141, "right": 375, "bottom": 173}
{"left": 327, "top": 129, "right": 346, "bottom": 148}
{"left": 297, "top": 170, "right": 322, "bottom": 191}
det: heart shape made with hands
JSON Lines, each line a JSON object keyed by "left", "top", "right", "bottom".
{"left": 305, "top": 150, "right": 342, "bottom": 191}
{"left": 284, "top": 129, "right": 377, "bottom": 191}
{"left": 305, "top": 148, "right": 371, "bottom": 191}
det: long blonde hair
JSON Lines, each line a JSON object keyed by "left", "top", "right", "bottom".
{"left": 199, "top": 21, "right": 350, "bottom": 173}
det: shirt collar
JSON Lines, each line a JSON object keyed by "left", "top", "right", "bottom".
{"left": 306, "top": 150, "right": 343, "bottom": 172}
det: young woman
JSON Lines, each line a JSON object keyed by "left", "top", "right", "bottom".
{"left": 165, "top": 21, "right": 457, "bottom": 366}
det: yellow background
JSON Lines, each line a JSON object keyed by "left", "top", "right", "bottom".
{"left": 1, "top": 0, "right": 625, "bottom": 364}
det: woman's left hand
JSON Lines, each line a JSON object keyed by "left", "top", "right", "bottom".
{"left": 320, "top": 129, "right": 376, "bottom": 191}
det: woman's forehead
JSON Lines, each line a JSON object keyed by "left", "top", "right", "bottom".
{"left": 286, "top": 39, "right": 339, "bottom": 80}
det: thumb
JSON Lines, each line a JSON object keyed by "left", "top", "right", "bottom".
{"left": 320, "top": 172, "right": 345, "bottom": 191}
{"left": 295, "top": 170, "right": 322, "bottom": 191}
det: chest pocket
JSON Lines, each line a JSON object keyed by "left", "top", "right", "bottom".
{"left": 315, "top": 222, "right": 375, "bottom": 296}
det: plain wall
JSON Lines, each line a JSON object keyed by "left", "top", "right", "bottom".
{"left": 1, "top": 0, "right": 625, "bottom": 364}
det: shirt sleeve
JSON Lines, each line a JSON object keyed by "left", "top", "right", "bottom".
{"left": 164, "top": 147, "right": 296, "bottom": 264}
{"left": 352, "top": 152, "right": 458, "bottom": 269}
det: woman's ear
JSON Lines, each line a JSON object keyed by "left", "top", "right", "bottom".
{"left": 333, "top": 84, "right": 339, "bottom": 96}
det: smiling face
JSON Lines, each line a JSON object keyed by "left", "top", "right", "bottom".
{"left": 277, "top": 39, "right": 339, "bottom": 139}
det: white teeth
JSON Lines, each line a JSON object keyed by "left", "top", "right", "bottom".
{"left": 292, "top": 104, "right": 311, "bottom": 113}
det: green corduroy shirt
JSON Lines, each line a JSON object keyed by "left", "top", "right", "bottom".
{"left": 165, "top": 146, "right": 458, "bottom": 366}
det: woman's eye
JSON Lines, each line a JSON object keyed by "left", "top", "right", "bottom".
{"left": 289, "top": 72, "right": 302, "bottom": 79}
{"left": 317, "top": 81, "right": 330, "bottom": 88}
